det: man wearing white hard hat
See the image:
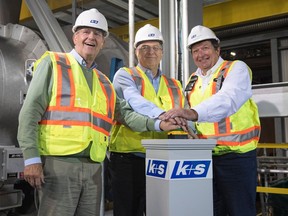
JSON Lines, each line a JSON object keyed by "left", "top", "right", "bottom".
{"left": 162, "top": 25, "right": 261, "bottom": 215}
{"left": 17, "top": 9, "right": 180, "bottom": 216}
{"left": 109, "top": 24, "right": 192, "bottom": 216}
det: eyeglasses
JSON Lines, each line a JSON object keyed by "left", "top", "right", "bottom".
{"left": 77, "top": 28, "right": 104, "bottom": 38}
{"left": 138, "top": 45, "right": 163, "bottom": 52}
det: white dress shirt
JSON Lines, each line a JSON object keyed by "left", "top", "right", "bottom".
{"left": 193, "top": 57, "right": 253, "bottom": 122}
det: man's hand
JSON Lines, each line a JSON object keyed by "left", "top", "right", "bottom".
{"left": 24, "top": 163, "right": 45, "bottom": 189}
{"left": 160, "top": 108, "right": 198, "bottom": 121}
{"left": 159, "top": 119, "right": 180, "bottom": 131}
{"left": 187, "top": 127, "right": 199, "bottom": 139}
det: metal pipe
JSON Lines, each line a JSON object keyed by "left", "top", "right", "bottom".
{"left": 176, "top": 0, "right": 182, "bottom": 82}
{"left": 129, "top": 0, "right": 135, "bottom": 67}
{"left": 169, "top": 0, "right": 176, "bottom": 78}
{"left": 25, "top": 0, "right": 72, "bottom": 52}
{"left": 182, "top": 0, "right": 189, "bottom": 86}
{"left": 72, "top": 0, "right": 77, "bottom": 25}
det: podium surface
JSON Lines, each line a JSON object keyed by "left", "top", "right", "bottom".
{"left": 142, "top": 139, "right": 216, "bottom": 216}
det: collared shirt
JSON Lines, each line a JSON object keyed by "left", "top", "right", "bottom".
{"left": 20, "top": 50, "right": 90, "bottom": 166}
{"left": 113, "top": 63, "right": 164, "bottom": 130}
{"left": 70, "top": 49, "right": 97, "bottom": 70}
{"left": 193, "top": 57, "right": 253, "bottom": 122}
{"left": 18, "top": 51, "right": 156, "bottom": 166}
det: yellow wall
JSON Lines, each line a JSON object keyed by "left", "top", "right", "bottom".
{"left": 110, "top": 0, "right": 288, "bottom": 41}
{"left": 20, "top": 0, "right": 74, "bottom": 20}
{"left": 204, "top": 0, "right": 288, "bottom": 28}
{"left": 20, "top": 0, "right": 288, "bottom": 40}
{"left": 109, "top": 18, "right": 159, "bottom": 41}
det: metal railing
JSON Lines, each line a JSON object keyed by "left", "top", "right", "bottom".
{"left": 257, "top": 143, "right": 288, "bottom": 216}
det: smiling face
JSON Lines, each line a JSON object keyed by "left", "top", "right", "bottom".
{"left": 135, "top": 41, "right": 163, "bottom": 76}
{"left": 191, "top": 40, "right": 220, "bottom": 75}
{"left": 73, "top": 27, "right": 105, "bottom": 68}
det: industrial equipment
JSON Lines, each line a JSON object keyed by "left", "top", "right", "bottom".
{"left": 0, "top": 23, "right": 47, "bottom": 214}
{"left": 0, "top": 20, "right": 130, "bottom": 214}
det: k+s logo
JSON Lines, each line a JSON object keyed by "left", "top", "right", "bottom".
{"left": 171, "top": 160, "right": 211, "bottom": 179}
{"left": 146, "top": 159, "right": 168, "bottom": 178}
{"left": 90, "top": 20, "right": 99, "bottom": 24}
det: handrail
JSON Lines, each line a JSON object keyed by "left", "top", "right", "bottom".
{"left": 256, "top": 142, "right": 288, "bottom": 195}
{"left": 257, "top": 186, "right": 288, "bottom": 195}
{"left": 257, "top": 143, "right": 288, "bottom": 149}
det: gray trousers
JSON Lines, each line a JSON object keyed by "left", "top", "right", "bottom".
{"left": 37, "top": 157, "right": 102, "bottom": 216}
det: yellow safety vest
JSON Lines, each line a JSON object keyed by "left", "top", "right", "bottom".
{"left": 187, "top": 60, "right": 261, "bottom": 155}
{"left": 36, "top": 51, "right": 116, "bottom": 162}
{"left": 109, "top": 66, "right": 185, "bottom": 153}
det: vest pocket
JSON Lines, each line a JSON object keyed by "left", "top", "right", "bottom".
{"left": 38, "top": 125, "right": 88, "bottom": 155}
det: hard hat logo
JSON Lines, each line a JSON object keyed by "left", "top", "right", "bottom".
{"left": 90, "top": 20, "right": 99, "bottom": 24}
{"left": 191, "top": 34, "right": 197, "bottom": 39}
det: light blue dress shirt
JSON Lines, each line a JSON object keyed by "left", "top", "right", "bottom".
{"left": 113, "top": 63, "right": 164, "bottom": 130}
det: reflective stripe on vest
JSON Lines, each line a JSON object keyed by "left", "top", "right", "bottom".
{"left": 212, "top": 61, "right": 232, "bottom": 94}
{"left": 40, "top": 52, "right": 114, "bottom": 136}
{"left": 55, "top": 53, "right": 73, "bottom": 106}
{"left": 188, "top": 60, "right": 260, "bottom": 150}
{"left": 212, "top": 61, "right": 259, "bottom": 145}
{"left": 96, "top": 70, "right": 115, "bottom": 118}
{"left": 213, "top": 61, "right": 233, "bottom": 134}
{"left": 162, "top": 75, "right": 183, "bottom": 108}
{"left": 198, "top": 126, "right": 260, "bottom": 146}
{"left": 126, "top": 66, "right": 183, "bottom": 107}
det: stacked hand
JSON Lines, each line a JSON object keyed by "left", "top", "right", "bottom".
{"left": 158, "top": 109, "right": 199, "bottom": 139}
{"left": 161, "top": 108, "right": 198, "bottom": 121}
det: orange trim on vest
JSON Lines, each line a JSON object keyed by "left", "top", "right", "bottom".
{"left": 54, "top": 53, "right": 76, "bottom": 108}
{"left": 93, "top": 112, "right": 114, "bottom": 124}
{"left": 40, "top": 52, "right": 113, "bottom": 134}
{"left": 211, "top": 61, "right": 229, "bottom": 95}
{"left": 135, "top": 67, "right": 146, "bottom": 96}
{"left": 54, "top": 53, "right": 62, "bottom": 106}
{"left": 41, "top": 119, "right": 110, "bottom": 136}
{"left": 94, "top": 70, "right": 115, "bottom": 117}
{"left": 47, "top": 106, "right": 90, "bottom": 112}
{"left": 126, "top": 67, "right": 146, "bottom": 96}
{"left": 212, "top": 61, "right": 232, "bottom": 134}
{"left": 187, "top": 72, "right": 197, "bottom": 107}
{"left": 198, "top": 125, "right": 261, "bottom": 146}
{"left": 217, "top": 137, "right": 260, "bottom": 146}
{"left": 172, "top": 77, "right": 183, "bottom": 108}
{"left": 162, "top": 76, "right": 175, "bottom": 107}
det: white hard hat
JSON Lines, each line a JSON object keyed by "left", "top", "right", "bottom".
{"left": 134, "top": 24, "right": 164, "bottom": 48}
{"left": 72, "top": 8, "right": 109, "bottom": 37}
{"left": 187, "top": 25, "right": 219, "bottom": 48}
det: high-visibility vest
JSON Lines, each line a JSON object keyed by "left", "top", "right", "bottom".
{"left": 36, "top": 51, "right": 116, "bottom": 162}
{"left": 187, "top": 60, "right": 261, "bottom": 155}
{"left": 109, "top": 66, "right": 185, "bottom": 153}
